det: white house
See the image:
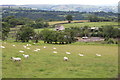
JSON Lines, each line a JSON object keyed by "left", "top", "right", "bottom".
{"left": 55, "top": 25, "right": 65, "bottom": 31}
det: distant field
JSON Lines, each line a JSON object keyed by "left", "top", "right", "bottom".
{"left": 9, "top": 22, "right": 118, "bottom": 34}
{"left": 48, "top": 20, "right": 89, "bottom": 25}
{"left": 34, "top": 28, "right": 54, "bottom": 32}
{"left": 2, "top": 41, "right": 118, "bottom": 78}
{"left": 63, "top": 22, "right": 118, "bottom": 28}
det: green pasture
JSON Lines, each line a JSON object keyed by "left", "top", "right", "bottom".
{"left": 2, "top": 41, "right": 118, "bottom": 78}
{"left": 63, "top": 22, "right": 118, "bottom": 28}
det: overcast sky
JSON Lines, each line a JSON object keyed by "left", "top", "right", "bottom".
{"left": 1, "top": 0, "right": 120, "bottom": 6}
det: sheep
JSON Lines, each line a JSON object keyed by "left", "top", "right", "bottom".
{"left": 27, "top": 47, "right": 30, "bottom": 49}
{"left": 11, "top": 57, "right": 21, "bottom": 61}
{"left": 96, "top": 54, "right": 101, "bottom": 56}
{"left": 23, "top": 54, "right": 29, "bottom": 58}
{"left": 53, "top": 47, "right": 56, "bottom": 49}
{"left": 28, "top": 44, "right": 31, "bottom": 46}
{"left": 26, "top": 44, "right": 29, "bottom": 46}
{"left": 1, "top": 46, "right": 5, "bottom": 48}
{"left": 44, "top": 46, "right": 46, "bottom": 48}
{"left": 53, "top": 51, "right": 57, "bottom": 53}
{"left": 23, "top": 45, "right": 27, "bottom": 48}
{"left": 78, "top": 53, "right": 84, "bottom": 56}
{"left": 19, "top": 50, "right": 24, "bottom": 53}
{"left": 33, "top": 43, "right": 36, "bottom": 44}
{"left": 34, "top": 49, "right": 38, "bottom": 52}
{"left": 64, "top": 57, "right": 68, "bottom": 61}
{"left": 12, "top": 45, "right": 15, "bottom": 47}
{"left": 66, "top": 52, "right": 71, "bottom": 54}
{"left": 36, "top": 48, "right": 40, "bottom": 51}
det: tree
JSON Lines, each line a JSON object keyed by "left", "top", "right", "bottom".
{"left": 2, "top": 22, "right": 10, "bottom": 41}
{"left": 40, "top": 29, "right": 76, "bottom": 44}
{"left": 35, "top": 18, "right": 44, "bottom": 23}
{"left": 66, "top": 15, "right": 73, "bottom": 23}
{"left": 87, "top": 14, "right": 99, "bottom": 22}
{"left": 29, "top": 22, "right": 49, "bottom": 29}
{"left": 16, "top": 26, "right": 35, "bottom": 42}
{"left": 102, "top": 26, "right": 114, "bottom": 38}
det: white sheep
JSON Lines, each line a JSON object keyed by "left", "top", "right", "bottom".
{"left": 27, "top": 47, "right": 30, "bottom": 49}
{"left": 44, "top": 46, "right": 46, "bottom": 48}
{"left": 12, "top": 45, "right": 15, "bottom": 47}
{"left": 11, "top": 57, "right": 21, "bottom": 61}
{"left": 64, "top": 57, "right": 68, "bottom": 61}
{"left": 23, "top": 54, "right": 29, "bottom": 58}
{"left": 96, "top": 54, "right": 101, "bottom": 56}
{"left": 78, "top": 53, "right": 84, "bottom": 56}
{"left": 34, "top": 49, "right": 38, "bottom": 52}
{"left": 66, "top": 52, "right": 71, "bottom": 54}
{"left": 26, "top": 44, "right": 29, "bottom": 46}
{"left": 33, "top": 43, "right": 36, "bottom": 44}
{"left": 23, "top": 45, "right": 27, "bottom": 48}
{"left": 53, "top": 47, "right": 56, "bottom": 49}
{"left": 19, "top": 50, "right": 24, "bottom": 53}
{"left": 53, "top": 51, "right": 57, "bottom": 53}
{"left": 28, "top": 44, "right": 31, "bottom": 46}
{"left": 36, "top": 48, "right": 40, "bottom": 51}
{"left": 1, "top": 46, "right": 5, "bottom": 48}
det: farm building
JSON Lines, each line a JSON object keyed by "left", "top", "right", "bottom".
{"left": 55, "top": 25, "right": 65, "bottom": 31}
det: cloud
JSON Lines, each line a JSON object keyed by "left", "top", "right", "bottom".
{"left": 1, "top": 0, "right": 119, "bottom": 5}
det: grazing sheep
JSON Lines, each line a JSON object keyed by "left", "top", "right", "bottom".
{"left": 12, "top": 45, "right": 15, "bottom": 47}
{"left": 26, "top": 44, "right": 29, "bottom": 46}
{"left": 19, "top": 50, "right": 24, "bottom": 53}
{"left": 64, "top": 57, "right": 68, "bottom": 61}
{"left": 36, "top": 48, "right": 40, "bottom": 51}
{"left": 1, "top": 46, "right": 5, "bottom": 48}
{"left": 11, "top": 57, "right": 21, "bottom": 61}
{"left": 78, "top": 54, "right": 84, "bottom": 56}
{"left": 27, "top": 47, "right": 30, "bottom": 49}
{"left": 66, "top": 52, "right": 71, "bottom": 54}
{"left": 44, "top": 46, "right": 46, "bottom": 48}
{"left": 53, "top": 47, "right": 56, "bottom": 49}
{"left": 96, "top": 54, "right": 101, "bottom": 56}
{"left": 33, "top": 43, "right": 36, "bottom": 44}
{"left": 23, "top": 45, "right": 27, "bottom": 48}
{"left": 53, "top": 51, "right": 57, "bottom": 53}
{"left": 34, "top": 49, "right": 38, "bottom": 52}
{"left": 28, "top": 44, "right": 31, "bottom": 46}
{"left": 23, "top": 54, "right": 29, "bottom": 58}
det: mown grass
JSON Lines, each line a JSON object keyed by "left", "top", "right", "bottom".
{"left": 63, "top": 22, "right": 118, "bottom": 28}
{"left": 2, "top": 41, "right": 118, "bottom": 78}
{"left": 48, "top": 20, "right": 89, "bottom": 25}
{"left": 34, "top": 28, "right": 54, "bottom": 32}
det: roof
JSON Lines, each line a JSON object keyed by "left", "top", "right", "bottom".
{"left": 55, "top": 25, "right": 65, "bottom": 31}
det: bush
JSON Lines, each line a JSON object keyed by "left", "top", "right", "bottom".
{"left": 40, "top": 29, "right": 76, "bottom": 44}
{"left": 107, "top": 39, "right": 114, "bottom": 44}
{"left": 16, "top": 26, "right": 35, "bottom": 42}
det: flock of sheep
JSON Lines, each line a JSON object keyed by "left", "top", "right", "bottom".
{"left": 1, "top": 42, "right": 102, "bottom": 62}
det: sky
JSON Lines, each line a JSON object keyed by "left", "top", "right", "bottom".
{"left": 1, "top": 0, "right": 120, "bottom": 6}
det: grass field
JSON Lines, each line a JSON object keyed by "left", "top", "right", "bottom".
{"left": 34, "top": 28, "right": 54, "bottom": 32}
{"left": 31, "top": 22, "right": 118, "bottom": 33}
{"left": 63, "top": 22, "right": 118, "bottom": 28}
{"left": 2, "top": 41, "right": 118, "bottom": 78}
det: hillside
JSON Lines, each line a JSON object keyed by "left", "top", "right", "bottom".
{"left": 2, "top": 7, "right": 118, "bottom": 21}
{"left": 24, "top": 4, "right": 117, "bottom": 12}
{"left": 1, "top": 4, "right": 117, "bottom": 13}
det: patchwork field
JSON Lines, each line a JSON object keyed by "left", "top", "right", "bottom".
{"left": 2, "top": 42, "right": 118, "bottom": 78}
{"left": 63, "top": 22, "right": 118, "bottom": 28}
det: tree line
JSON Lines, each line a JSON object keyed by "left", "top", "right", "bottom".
{"left": 9, "top": 25, "right": 120, "bottom": 44}
{"left": 3, "top": 8, "right": 118, "bottom": 22}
